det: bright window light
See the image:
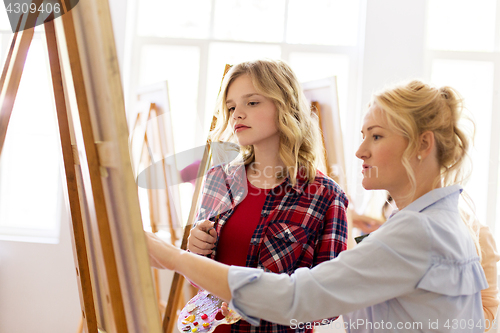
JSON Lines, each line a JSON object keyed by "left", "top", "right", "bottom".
{"left": 139, "top": 45, "right": 201, "bottom": 153}
{"left": 427, "top": 0, "right": 496, "bottom": 52}
{"left": 136, "top": 0, "right": 212, "bottom": 39}
{"left": 0, "top": 4, "right": 11, "bottom": 31}
{"left": 287, "top": 0, "right": 360, "bottom": 45}
{"left": 0, "top": 38, "right": 61, "bottom": 243}
{"left": 431, "top": 59, "right": 494, "bottom": 225}
{"left": 213, "top": 0, "right": 286, "bottom": 42}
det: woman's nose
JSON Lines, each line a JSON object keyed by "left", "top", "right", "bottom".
{"left": 356, "top": 141, "right": 369, "bottom": 160}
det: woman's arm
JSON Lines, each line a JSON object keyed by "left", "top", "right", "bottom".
{"left": 147, "top": 211, "right": 431, "bottom": 325}
{"left": 228, "top": 215, "right": 431, "bottom": 325}
{"left": 146, "top": 232, "right": 232, "bottom": 300}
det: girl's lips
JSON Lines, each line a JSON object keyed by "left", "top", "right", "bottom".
{"left": 235, "top": 126, "right": 249, "bottom": 133}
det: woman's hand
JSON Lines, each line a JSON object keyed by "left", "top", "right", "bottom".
{"left": 187, "top": 220, "right": 217, "bottom": 255}
{"left": 145, "top": 231, "right": 180, "bottom": 270}
{"left": 146, "top": 231, "right": 232, "bottom": 302}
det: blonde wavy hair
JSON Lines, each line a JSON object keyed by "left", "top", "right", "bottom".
{"left": 210, "top": 59, "right": 322, "bottom": 185}
{"left": 372, "top": 80, "right": 479, "bottom": 252}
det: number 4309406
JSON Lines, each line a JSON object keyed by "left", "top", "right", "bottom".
{"left": 6, "top": 2, "right": 61, "bottom": 14}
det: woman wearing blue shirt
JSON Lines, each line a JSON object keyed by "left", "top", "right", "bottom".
{"left": 147, "top": 80, "right": 488, "bottom": 332}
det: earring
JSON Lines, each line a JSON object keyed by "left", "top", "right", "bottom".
{"left": 417, "top": 155, "right": 422, "bottom": 160}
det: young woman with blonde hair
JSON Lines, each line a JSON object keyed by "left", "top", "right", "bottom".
{"left": 185, "top": 59, "right": 349, "bottom": 333}
{"left": 147, "top": 80, "right": 489, "bottom": 332}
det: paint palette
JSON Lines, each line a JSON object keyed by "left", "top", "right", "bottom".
{"left": 177, "top": 290, "right": 241, "bottom": 333}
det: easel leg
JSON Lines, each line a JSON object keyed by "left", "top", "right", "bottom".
{"left": 44, "top": 17, "right": 99, "bottom": 333}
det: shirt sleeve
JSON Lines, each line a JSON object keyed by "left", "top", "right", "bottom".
{"left": 228, "top": 211, "right": 431, "bottom": 326}
{"left": 312, "top": 189, "right": 348, "bottom": 264}
{"left": 478, "top": 224, "right": 500, "bottom": 329}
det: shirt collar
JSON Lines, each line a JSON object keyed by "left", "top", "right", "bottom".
{"left": 390, "top": 184, "right": 463, "bottom": 217}
{"left": 289, "top": 174, "right": 308, "bottom": 194}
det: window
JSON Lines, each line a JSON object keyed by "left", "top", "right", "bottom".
{"left": 430, "top": 59, "right": 494, "bottom": 224}
{"left": 426, "top": 0, "right": 500, "bottom": 244}
{"left": 127, "top": 0, "right": 363, "bottom": 225}
{"left": 0, "top": 33, "right": 63, "bottom": 244}
{"left": 286, "top": 0, "right": 360, "bottom": 45}
{"left": 139, "top": 45, "right": 201, "bottom": 151}
{"left": 427, "top": 0, "right": 497, "bottom": 52}
{"left": 213, "top": 0, "right": 286, "bottom": 43}
{"left": 136, "top": 0, "right": 212, "bottom": 39}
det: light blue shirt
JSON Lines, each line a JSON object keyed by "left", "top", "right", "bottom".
{"left": 228, "top": 185, "right": 488, "bottom": 332}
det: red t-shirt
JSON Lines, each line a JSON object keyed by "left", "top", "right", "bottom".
{"left": 214, "top": 179, "right": 269, "bottom": 333}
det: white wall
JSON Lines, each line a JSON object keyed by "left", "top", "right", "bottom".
{"left": 0, "top": 209, "right": 81, "bottom": 333}
{"left": 0, "top": 1, "right": 128, "bottom": 332}
{"left": 349, "top": 0, "right": 426, "bottom": 205}
{"left": 358, "top": 0, "right": 425, "bottom": 106}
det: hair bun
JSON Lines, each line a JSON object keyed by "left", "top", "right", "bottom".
{"left": 439, "top": 86, "right": 452, "bottom": 100}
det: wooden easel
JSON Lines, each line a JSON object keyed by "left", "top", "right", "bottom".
{"left": 131, "top": 102, "right": 178, "bottom": 245}
{"left": 161, "top": 64, "right": 232, "bottom": 333}
{"left": 0, "top": 2, "right": 161, "bottom": 332}
{"left": 129, "top": 102, "right": 181, "bottom": 320}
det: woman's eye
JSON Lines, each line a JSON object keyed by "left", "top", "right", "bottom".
{"left": 248, "top": 101, "right": 259, "bottom": 106}
{"left": 228, "top": 107, "right": 235, "bottom": 112}
{"left": 373, "top": 135, "right": 381, "bottom": 140}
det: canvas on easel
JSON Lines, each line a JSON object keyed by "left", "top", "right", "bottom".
{"left": 0, "top": 1, "right": 162, "bottom": 332}
{"left": 130, "top": 82, "right": 182, "bottom": 244}
{"left": 302, "top": 77, "right": 355, "bottom": 250}
{"left": 302, "top": 77, "right": 347, "bottom": 191}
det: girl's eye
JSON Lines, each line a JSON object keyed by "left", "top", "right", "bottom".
{"left": 248, "top": 101, "right": 259, "bottom": 106}
{"left": 228, "top": 107, "right": 235, "bottom": 112}
{"left": 373, "top": 134, "right": 381, "bottom": 140}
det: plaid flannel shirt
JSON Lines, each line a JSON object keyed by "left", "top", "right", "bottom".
{"left": 195, "top": 164, "right": 348, "bottom": 333}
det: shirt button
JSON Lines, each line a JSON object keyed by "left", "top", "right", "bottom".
{"left": 261, "top": 212, "right": 268, "bottom": 217}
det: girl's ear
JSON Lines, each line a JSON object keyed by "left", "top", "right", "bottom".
{"left": 417, "top": 131, "right": 435, "bottom": 159}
